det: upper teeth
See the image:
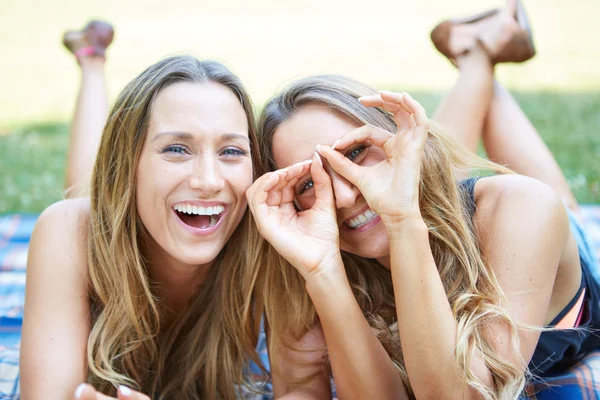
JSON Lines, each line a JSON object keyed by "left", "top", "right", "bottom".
{"left": 174, "top": 204, "right": 225, "bottom": 215}
{"left": 347, "top": 208, "right": 378, "bottom": 229}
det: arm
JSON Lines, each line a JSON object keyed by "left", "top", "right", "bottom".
{"left": 247, "top": 156, "right": 408, "bottom": 400}
{"left": 270, "top": 325, "right": 332, "bottom": 399}
{"left": 20, "top": 198, "right": 92, "bottom": 400}
{"left": 387, "top": 176, "right": 569, "bottom": 398}
{"left": 304, "top": 259, "right": 409, "bottom": 400}
{"left": 272, "top": 257, "right": 409, "bottom": 400}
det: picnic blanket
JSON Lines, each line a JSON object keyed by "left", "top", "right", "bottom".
{"left": 2, "top": 207, "right": 600, "bottom": 399}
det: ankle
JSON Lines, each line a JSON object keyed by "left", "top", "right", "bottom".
{"left": 79, "top": 56, "right": 105, "bottom": 71}
{"left": 455, "top": 42, "right": 493, "bottom": 70}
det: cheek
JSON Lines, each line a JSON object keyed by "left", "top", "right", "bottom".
{"left": 363, "top": 147, "right": 387, "bottom": 167}
{"left": 135, "top": 157, "right": 186, "bottom": 207}
{"left": 339, "top": 225, "right": 390, "bottom": 256}
{"left": 225, "top": 160, "right": 254, "bottom": 196}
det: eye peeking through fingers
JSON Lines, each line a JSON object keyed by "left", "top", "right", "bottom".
{"left": 344, "top": 143, "right": 370, "bottom": 163}
{"left": 296, "top": 175, "right": 314, "bottom": 195}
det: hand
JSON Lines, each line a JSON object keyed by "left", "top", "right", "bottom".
{"left": 75, "top": 383, "right": 151, "bottom": 400}
{"left": 247, "top": 153, "right": 341, "bottom": 278}
{"left": 317, "top": 91, "right": 429, "bottom": 225}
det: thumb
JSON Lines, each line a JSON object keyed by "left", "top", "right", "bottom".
{"left": 310, "top": 152, "right": 334, "bottom": 210}
{"left": 317, "top": 145, "right": 363, "bottom": 189}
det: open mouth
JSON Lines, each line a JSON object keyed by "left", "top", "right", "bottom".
{"left": 344, "top": 207, "right": 379, "bottom": 230}
{"left": 173, "top": 204, "right": 226, "bottom": 229}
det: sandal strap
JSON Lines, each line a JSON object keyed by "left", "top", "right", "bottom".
{"left": 74, "top": 46, "right": 98, "bottom": 59}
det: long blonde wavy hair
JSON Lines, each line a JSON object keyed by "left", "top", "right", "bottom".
{"left": 256, "top": 75, "right": 527, "bottom": 399}
{"left": 86, "top": 55, "right": 266, "bottom": 399}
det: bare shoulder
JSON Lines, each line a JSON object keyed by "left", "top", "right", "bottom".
{"left": 472, "top": 174, "right": 570, "bottom": 279}
{"left": 473, "top": 174, "right": 568, "bottom": 228}
{"left": 26, "top": 196, "right": 92, "bottom": 289}
{"left": 31, "top": 197, "right": 90, "bottom": 266}
{"left": 36, "top": 196, "right": 90, "bottom": 232}
{"left": 468, "top": 175, "right": 576, "bottom": 365}
{"left": 21, "top": 198, "right": 93, "bottom": 397}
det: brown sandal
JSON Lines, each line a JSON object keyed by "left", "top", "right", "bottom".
{"left": 430, "top": 0, "right": 535, "bottom": 65}
{"left": 62, "top": 20, "right": 114, "bottom": 60}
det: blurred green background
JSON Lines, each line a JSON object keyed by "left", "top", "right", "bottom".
{"left": 1, "top": 0, "right": 599, "bottom": 212}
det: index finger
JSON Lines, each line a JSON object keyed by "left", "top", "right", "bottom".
{"left": 331, "top": 124, "right": 394, "bottom": 152}
{"left": 397, "top": 93, "right": 429, "bottom": 127}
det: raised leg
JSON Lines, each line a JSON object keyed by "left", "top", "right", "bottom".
{"left": 64, "top": 56, "right": 109, "bottom": 198}
{"left": 62, "top": 20, "right": 114, "bottom": 198}
{"left": 432, "top": 45, "right": 494, "bottom": 155}
{"left": 482, "top": 81, "right": 579, "bottom": 212}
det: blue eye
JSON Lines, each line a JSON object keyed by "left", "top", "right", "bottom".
{"left": 221, "top": 148, "right": 246, "bottom": 157}
{"left": 163, "top": 144, "right": 189, "bottom": 155}
{"left": 346, "top": 146, "right": 366, "bottom": 161}
{"left": 297, "top": 178, "right": 314, "bottom": 195}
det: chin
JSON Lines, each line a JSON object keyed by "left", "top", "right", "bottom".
{"left": 175, "top": 245, "right": 223, "bottom": 267}
{"left": 341, "top": 238, "right": 390, "bottom": 260}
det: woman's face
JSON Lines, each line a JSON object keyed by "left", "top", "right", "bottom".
{"left": 271, "top": 103, "right": 391, "bottom": 260}
{"left": 136, "top": 81, "right": 252, "bottom": 268}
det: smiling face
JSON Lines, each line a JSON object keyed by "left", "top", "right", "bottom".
{"left": 136, "top": 81, "right": 252, "bottom": 269}
{"left": 271, "top": 103, "right": 391, "bottom": 260}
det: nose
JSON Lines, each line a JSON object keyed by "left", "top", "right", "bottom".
{"left": 188, "top": 154, "right": 225, "bottom": 195}
{"left": 330, "top": 172, "right": 360, "bottom": 209}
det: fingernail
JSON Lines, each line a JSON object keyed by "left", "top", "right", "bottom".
{"left": 75, "top": 384, "right": 86, "bottom": 399}
{"left": 119, "top": 385, "right": 132, "bottom": 396}
{"left": 316, "top": 144, "right": 324, "bottom": 154}
{"left": 314, "top": 152, "right": 323, "bottom": 167}
{"left": 297, "top": 159, "right": 313, "bottom": 166}
{"left": 331, "top": 140, "right": 340, "bottom": 150}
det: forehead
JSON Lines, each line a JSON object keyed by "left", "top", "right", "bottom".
{"left": 149, "top": 81, "right": 248, "bottom": 137}
{"left": 272, "top": 103, "right": 361, "bottom": 168}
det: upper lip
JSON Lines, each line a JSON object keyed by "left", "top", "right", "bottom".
{"left": 338, "top": 203, "right": 370, "bottom": 227}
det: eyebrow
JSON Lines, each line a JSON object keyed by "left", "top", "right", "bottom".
{"left": 151, "top": 131, "right": 249, "bottom": 143}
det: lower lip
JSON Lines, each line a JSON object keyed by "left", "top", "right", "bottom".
{"left": 173, "top": 209, "right": 227, "bottom": 236}
{"left": 340, "top": 214, "right": 382, "bottom": 233}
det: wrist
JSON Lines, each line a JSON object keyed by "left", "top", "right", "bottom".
{"left": 303, "top": 251, "right": 349, "bottom": 293}
{"left": 383, "top": 216, "right": 429, "bottom": 241}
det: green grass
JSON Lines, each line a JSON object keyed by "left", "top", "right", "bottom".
{"left": 0, "top": 122, "right": 69, "bottom": 213}
{"left": 1, "top": 90, "right": 598, "bottom": 213}
{"left": 2, "top": 0, "right": 600, "bottom": 212}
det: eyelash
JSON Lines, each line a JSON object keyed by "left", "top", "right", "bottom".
{"left": 162, "top": 143, "right": 189, "bottom": 155}
{"left": 221, "top": 147, "right": 248, "bottom": 158}
{"left": 296, "top": 145, "right": 368, "bottom": 195}
{"left": 346, "top": 144, "right": 370, "bottom": 161}
{"left": 161, "top": 144, "right": 248, "bottom": 158}
{"left": 297, "top": 178, "right": 314, "bottom": 195}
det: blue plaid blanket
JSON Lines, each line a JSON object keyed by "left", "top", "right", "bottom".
{"left": 2, "top": 207, "right": 600, "bottom": 399}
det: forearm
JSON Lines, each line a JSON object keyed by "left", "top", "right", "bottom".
{"left": 304, "top": 255, "right": 409, "bottom": 400}
{"left": 388, "top": 218, "right": 491, "bottom": 399}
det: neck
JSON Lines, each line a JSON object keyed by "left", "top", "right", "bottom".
{"left": 377, "top": 253, "right": 391, "bottom": 269}
{"left": 144, "top": 240, "right": 213, "bottom": 315}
